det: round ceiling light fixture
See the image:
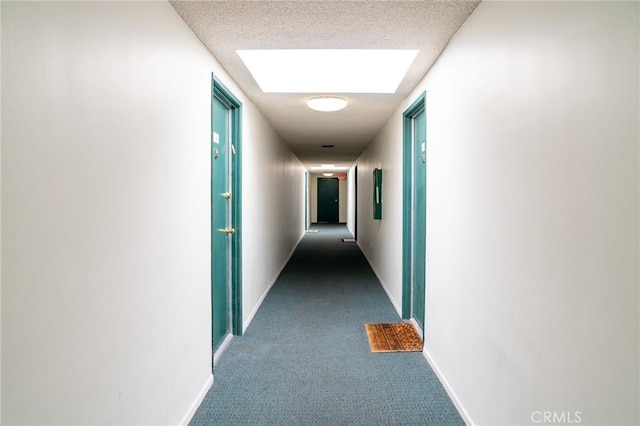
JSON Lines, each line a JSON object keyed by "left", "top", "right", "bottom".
{"left": 306, "top": 96, "right": 347, "bottom": 112}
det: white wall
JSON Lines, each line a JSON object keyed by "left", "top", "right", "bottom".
{"left": 242, "top": 117, "right": 306, "bottom": 328}
{"left": 357, "top": 1, "right": 639, "bottom": 425}
{"left": 339, "top": 177, "right": 348, "bottom": 223}
{"left": 310, "top": 175, "right": 318, "bottom": 223}
{"left": 1, "top": 1, "right": 304, "bottom": 424}
{"left": 356, "top": 119, "right": 405, "bottom": 314}
{"left": 347, "top": 166, "right": 356, "bottom": 237}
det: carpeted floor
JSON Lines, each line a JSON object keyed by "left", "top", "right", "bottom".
{"left": 190, "top": 224, "right": 464, "bottom": 425}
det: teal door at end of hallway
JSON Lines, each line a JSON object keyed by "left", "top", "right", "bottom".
{"left": 212, "top": 94, "right": 231, "bottom": 352}
{"left": 317, "top": 177, "right": 339, "bottom": 223}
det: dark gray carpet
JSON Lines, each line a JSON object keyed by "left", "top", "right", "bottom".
{"left": 190, "top": 224, "right": 464, "bottom": 425}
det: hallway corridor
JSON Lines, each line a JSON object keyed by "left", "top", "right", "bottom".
{"left": 190, "top": 225, "right": 463, "bottom": 425}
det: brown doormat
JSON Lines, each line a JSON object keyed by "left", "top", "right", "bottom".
{"left": 364, "top": 323, "right": 423, "bottom": 353}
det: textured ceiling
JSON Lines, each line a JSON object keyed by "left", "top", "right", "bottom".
{"left": 171, "top": 0, "right": 480, "bottom": 171}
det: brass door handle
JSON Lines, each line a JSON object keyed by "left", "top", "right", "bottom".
{"left": 222, "top": 192, "right": 232, "bottom": 199}
{"left": 218, "top": 228, "right": 235, "bottom": 235}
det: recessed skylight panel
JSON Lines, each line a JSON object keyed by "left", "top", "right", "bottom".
{"left": 237, "top": 49, "right": 418, "bottom": 94}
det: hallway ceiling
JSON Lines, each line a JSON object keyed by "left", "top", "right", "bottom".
{"left": 170, "top": 0, "right": 480, "bottom": 172}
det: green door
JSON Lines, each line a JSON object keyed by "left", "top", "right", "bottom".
{"left": 317, "top": 178, "right": 339, "bottom": 223}
{"left": 412, "top": 109, "right": 427, "bottom": 329}
{"left": 402, "top": 93, "right": 427, "bottom": 337}
{"left": 212, "top": 95, "right": 231, "bottom": 351}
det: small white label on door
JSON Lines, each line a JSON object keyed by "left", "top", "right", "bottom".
{"left": 421, "top": 142, "right": 426, "bottom": 152}
{"left": 213, "top": 132, "right": 220, "bottom": 144}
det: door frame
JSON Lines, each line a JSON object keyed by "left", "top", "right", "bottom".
{"left": 402, "top": 91, "right": 426, "bottom": 321}
{"left": 212, "top": 75, "right": 243, "bottom": 337}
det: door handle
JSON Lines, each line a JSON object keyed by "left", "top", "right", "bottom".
{"left": 218, "top": 228, "right": 235, "bottom": 235}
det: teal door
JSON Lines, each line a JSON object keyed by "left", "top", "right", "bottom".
{"left": 212, "top": 94, "right": 232, "bottom": 351}
{"left": 317, "top": 178, "right": 339, "bottom": 223}
{"left": 412, "top": 109, "right": 427, "bottom": 329}
{"left": 402, "top": 93, "right": 426, "bottom": 336}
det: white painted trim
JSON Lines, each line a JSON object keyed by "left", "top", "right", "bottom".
{"left": 213, "top": 334, "right": 234, "bottom": 365}
{"left": 179, "top": 374, "right": 213, "bottom": 426}
{"left": 409, "top": 317, "right": 423, "bottom": 337}
{"left": 422, "top": 349, "right": 474, "bottom": 426}
{"left": 242, "top": 231, "right": 306, "bottom": 332}
{"left": 357, "top": 241, "right": 403, "bottom": 318}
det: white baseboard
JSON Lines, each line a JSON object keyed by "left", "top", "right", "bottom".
{"left": 242, "top": 231, "right": 305, "bottom": 333}
{"left": 422, "top": 349, "right": 474, "bottom": 426}
{"left": 213, "top": 333, "right": 234, "bottom": 365}
{"left": 179, "top": 373, "right": 213, "bottom": 426}
{"left": 356, "top": 241, "right": 403, "bottom": 318}
{"left": 409, "top": 317, "right": 423, "bottom": 336}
